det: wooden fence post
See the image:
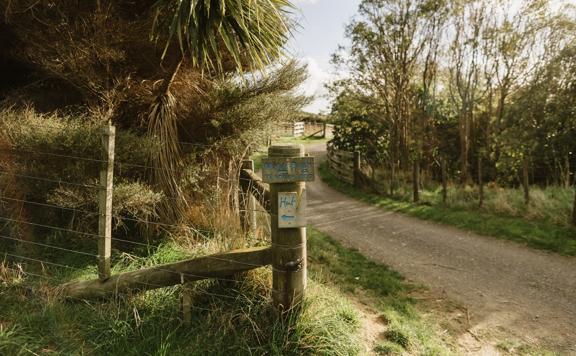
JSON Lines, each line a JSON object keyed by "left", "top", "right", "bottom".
{"left": 98, "top": 124, "right": 115, "bottom": 281}
{"left": 268, "top": 145, "right": 308, "bottom": 311}
{"left": 353, "top": 151, "right": 361, "bottom": 187}
{"left": 240, "top": 159, "right": 256, "bottom": 233}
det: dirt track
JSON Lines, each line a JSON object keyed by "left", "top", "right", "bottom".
{"left": 305, "top": 143, "right": 576, "bottom": 353}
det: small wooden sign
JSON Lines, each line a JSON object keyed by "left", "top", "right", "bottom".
{"left": 278, "top": 191, "right": 307, "bottom": 228}
{"left": 262, "top": 157, "right": 315, "bottom": 183}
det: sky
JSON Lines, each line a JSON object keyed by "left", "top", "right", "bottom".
{"left": 288, "top": 0, "right": 361, "bottom": 114}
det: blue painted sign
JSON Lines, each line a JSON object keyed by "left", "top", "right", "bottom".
{"left": 262, "top": 157, "right": 315, "bottom": 183}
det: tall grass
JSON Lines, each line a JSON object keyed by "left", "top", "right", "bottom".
{"left": 0, "top": 229, "right": 364, "bottom": 355}
{"left": 371, "top": 176, "right": 575, "bottom": 227}
{"left": 320, "top": 163, "right": 576, "bottom": 255}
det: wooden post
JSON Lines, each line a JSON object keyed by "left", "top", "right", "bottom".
{"left": 322, "top": 122, "right": 327, "bottom": 138}
{"left": 441, "top": 158, "right": 447, "bottom": 205}
{"left": 522, "top": 156, "right": 530, "bottom": 205}
{"left": 353, "top": 151, "right": 361, "bottom": 187}
{"left": 269, "top": 145, "right": 307, "bottom": 311}
{"left": 98, "top": 124, "right": 115, "bottom": 281}
{"left": 181, "top": 284, "right": 193, "bottom": 325}
{"left": 240, "top": 160, "right": 256, "bottom": 233}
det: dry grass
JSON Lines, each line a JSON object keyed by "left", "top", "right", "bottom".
{"left": 370, "top": 173, "right": 575, "bottom": 227}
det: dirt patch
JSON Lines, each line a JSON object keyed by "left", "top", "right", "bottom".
{"left": 352, "top": 301, "right": 387, "bottom": 354}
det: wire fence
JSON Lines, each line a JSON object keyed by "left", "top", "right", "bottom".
{"left": 0, "top": 124, "right": 274, "bottom": 308}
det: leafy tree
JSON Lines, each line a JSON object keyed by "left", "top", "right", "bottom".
{"left": 0, "top": 0, "right": 304, "bottom": 224}
{"left": 331, "top": 0, "right": 447, "bottom": 197}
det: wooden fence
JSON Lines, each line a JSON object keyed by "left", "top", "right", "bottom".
{"left": 276, "top": 122, "right": 334, "bottom": 139}
{"left": 1, "top": 120, "right": 314, "bottom": 313}
{"left": 327, "top": 142, "right": 360, "bottom": 186}
{"left": 61, "top": 142, "right": 314, "bottom": 312}
{"left": 277, "top": 121, "right": 305, "bottom": 137}
{"left": 293, "top": 121, "right": 305, "bottom": 137}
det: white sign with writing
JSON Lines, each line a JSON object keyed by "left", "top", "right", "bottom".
{"left": 278, "top": 191, "right": 306, "bottom": 228}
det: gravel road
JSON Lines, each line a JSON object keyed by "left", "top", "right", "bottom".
{"left": 305, "top": 143, "right": 576, "bottom": 353}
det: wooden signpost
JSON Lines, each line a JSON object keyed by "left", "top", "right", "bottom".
{"left": 264, "top": 145, "right": 314, "bottom": 311}
{"left": 63, "top": 143, "right": 315, "bottom": 316}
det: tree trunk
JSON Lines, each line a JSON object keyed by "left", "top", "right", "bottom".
{"left": 441, "top": 158, "right": 447, "bottom": 205}
{"left": 413, "top": 158, "right": 420, "bottom": 203}
{"left": 478, "top": 155, "right": 484, "bottom": 208}
{"left": 522, "top": 156, "right": 530, "bottom": 205}
{"left": 459, "top": 115, "right": 469, "bottom": 185}
{"left": 572, "top": 184, "right": 576, "bottom": 227}
{"left": 390, "top": 160, "right": 396, "bottom": 196}
{"left": 564, "top": 155, "right": 571, "bottom": 189}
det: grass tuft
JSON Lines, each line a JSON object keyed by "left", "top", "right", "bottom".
{"left": 374, "top": 341, "right": 405, "bottom": 355}
{"left": 308, "top": 228, "right": 453, "bottom": 355}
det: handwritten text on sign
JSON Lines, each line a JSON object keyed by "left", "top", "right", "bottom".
{"left": 262, "top": 157, "right": 315, "bottom": 183}
{"left": 278, "top": 191, "right": 306, "bottom": 228}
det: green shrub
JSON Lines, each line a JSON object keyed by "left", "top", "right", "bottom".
{"left": 0, "top": 108, "right": 169, "bottom": 241}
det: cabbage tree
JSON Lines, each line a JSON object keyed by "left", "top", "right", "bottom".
{"left": 147, "top": 0, "right": 294, "bottom": 218}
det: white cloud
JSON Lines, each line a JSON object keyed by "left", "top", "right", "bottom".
{"left": 297, "top": 57, "right": 333, "bottom": 113}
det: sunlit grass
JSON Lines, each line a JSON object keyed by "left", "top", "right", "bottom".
{"left": 320, "top": 163, "right": 576, "bottom": 256}
{"left": 308, "top": 228, "right": 454, "bottom": 355}
{"left": 0, "top": 234, "right": 363, "bottom": 355}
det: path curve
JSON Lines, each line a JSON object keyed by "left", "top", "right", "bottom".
{"left": 305, "top": 143, "right": 576, "bottom": 352}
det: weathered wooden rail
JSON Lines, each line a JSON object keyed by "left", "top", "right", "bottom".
{"left": 61, "top": 145, "right": 313, "bottom": 312}
{"left": 62, "top": 247, "right": 271, "bottom": 299}
{"left": 326, "top": 142, "right": 360, "bottom": 186}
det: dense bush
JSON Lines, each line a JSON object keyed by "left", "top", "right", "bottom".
{"left": 0, "top": 108, "right": 171, "bottom": 240}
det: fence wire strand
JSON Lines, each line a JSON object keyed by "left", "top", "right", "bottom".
{"left": 0, "top": 234, "right": 97, "bottom": 257}
{"left": 0, "top": 134, "right": 276, "bottom": 311}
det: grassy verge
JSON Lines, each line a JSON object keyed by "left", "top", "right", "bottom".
{"left": 307, "top": 227, "right": 454, "bottom": 355}
{"left": 0, "top": 235, "right": 364, "bottom": 355}
{"left": 320, "top": 163, "right": 576, "bottom": 256}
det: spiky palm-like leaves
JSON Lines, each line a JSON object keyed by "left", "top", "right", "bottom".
{"left": 151, "top": 0, "right": 293, "bottom": 71}
{"left": 147, "top": 90, "right": 186, "bottom": 220}
{"left": 147, "top": 0, "right": 293, "bottom": 221}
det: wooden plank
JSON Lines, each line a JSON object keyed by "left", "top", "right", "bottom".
{"left": 61, "top": 247, "right": 272, "bottom": 300}
{"left": 333, "top": 150, "right": 354, "bottom": 159}
{"left": 240, "top": 160, "right": 257, "bottom": 232}
{"left": 240, "top": 169, "right": 271, "bottom": 212}
{"left": 330, "top": 159, "right": 354, "bottom": 173}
